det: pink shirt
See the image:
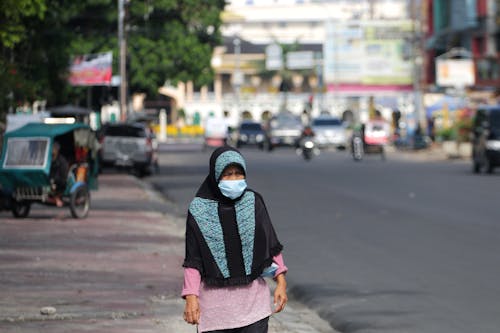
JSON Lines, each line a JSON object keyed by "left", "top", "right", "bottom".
{"left": 182, "top": 254, "right": 288, "bottom": 332}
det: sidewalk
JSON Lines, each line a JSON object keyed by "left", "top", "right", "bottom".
{"left": 0, "top": 174, "right": 335, "bottom": 333}
{"left": 386, "top": 144, "right": 470, "bottom": 163}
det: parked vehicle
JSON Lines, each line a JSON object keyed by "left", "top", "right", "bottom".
{"left": 100, "top": 122, "right": 156, "bottom": 176}
{"left": 351, "top": 120, "right": 390, "bottom": 161}
{"left": 264, "top": 112, "right": 303, "bottom": 151}
{"left": 0, "top": 122, "right": 99, "bottom": 218}
{"left": 311, "top": 116, "right": 347, "bottom": 149}
{"left": 472, "top": 105, "right": 500, "bottom": 174}
{"left": 203, "top": 116, "right": 228, "bottom": 150}
{"left": 235, "top": 121, "right": 266, "bottom": 149}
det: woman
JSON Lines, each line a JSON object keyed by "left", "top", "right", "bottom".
{"left": 182, "top": 146, "right": 288, "bottom": 333}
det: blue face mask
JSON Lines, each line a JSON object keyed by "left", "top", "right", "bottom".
{"left": 218, "top": 179, "right": 247, "bottom": 199}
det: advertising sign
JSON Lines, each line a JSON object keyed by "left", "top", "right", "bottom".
{"left": 436, "top": 59, "right": 475, "bottom": 87}
{"left": 324, "top": 20, "right": 413, "bottom": 92}
{"left": 286, "top": 51, "right": 315, "bottom": 70}
{"left": 266, "top": 43, "right": 283, "bottom": 70}
{"left": 68, "top": 51, "right": 113, "bottom": 86}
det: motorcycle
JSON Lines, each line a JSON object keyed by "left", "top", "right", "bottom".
{"left": 297, "top": 137, "right": 319, "bottom": 161}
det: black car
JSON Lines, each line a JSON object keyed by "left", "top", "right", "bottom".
{"left": 472, "top": 105, "right": 500, "bottom": 174}
{"left": 235, "top": 121, "right": 266, "bottom": 149}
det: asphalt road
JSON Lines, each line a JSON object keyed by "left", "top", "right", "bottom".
{"left": 149, "top": 145, "right": 500, "bottom": 333}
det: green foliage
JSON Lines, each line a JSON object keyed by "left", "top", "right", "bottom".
{"left": 436, "top": 127, "right": 456, "bottom": 141}
{"left": 0, "top": 0, "right": 47, "bottom": 48}
{"left": 454, "top": 110, "right": 473, "bottom": 142}
{"left": 0, "top": 0, "right": 113, "bottom": 115}
{"left": 127, "top": 0, "right": 225, "bottom": 96}
{"left": 0, "top": 0, "right": 226, "bottom": 119}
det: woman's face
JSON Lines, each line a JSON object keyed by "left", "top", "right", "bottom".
{"left": 220, "top": 165, "right": 245, "bottom": 181}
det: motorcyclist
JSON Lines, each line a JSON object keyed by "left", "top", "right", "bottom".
{"left": 296, "top": 125, "right": 315, "bottom": 148}
{"left": 301, "top": 125, "right": 315, "bottom": 138}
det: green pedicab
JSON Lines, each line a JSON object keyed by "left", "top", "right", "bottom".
{"left": 0, "top": 122, "right": 99, "bottom": 218}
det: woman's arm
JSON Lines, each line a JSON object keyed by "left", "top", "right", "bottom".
{"left": 181, "top": 267, "right": 201, "bottom": 297}
{"left": 272, "top": 253, "right": 288, "bottom": 313}
{"left": 182, "top": 213, "right": 203, "bottom": 325}
{"left": 273, "top": 272, "right": 288, "bottom": 313}
{"left": 272, "top": 253, "right": 288, "bottom": 277}
{"left": 182, "top": 268, "right": 201, "bottom": 325}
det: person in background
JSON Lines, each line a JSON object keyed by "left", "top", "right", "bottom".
{"left": 182, "top": 146, "right": 288, "bottom": 333}
{"left": 49, "top": 142, "right": 69, "bottom": 207}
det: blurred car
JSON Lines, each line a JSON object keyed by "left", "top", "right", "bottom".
{"left": 264, "top": 112, "right": 303, "bottom": 150}
{"left": 203, "top": 116, "right": 229, "bottom": 150}
{"left": 100, "top": 122, "right": 156, "bottom": 176}
{"left": 472, "top": 105, "right": 500, "bottom": 174}
{"left": 235, "top": 121, "right": 266, "bottom": 149}
{"left": 311, "top": 116, "right": 347, "bottom": 149}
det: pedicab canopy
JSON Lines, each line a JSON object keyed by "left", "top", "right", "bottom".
{"left": 0, "top": 122, "right": 98, "bottom": 190}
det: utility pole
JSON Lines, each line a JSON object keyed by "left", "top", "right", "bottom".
{"left": 410, "top": 0, "right": 424, "bottom": 129}
{"left": 118, "top": 0, "right": 128, "bottom": 121}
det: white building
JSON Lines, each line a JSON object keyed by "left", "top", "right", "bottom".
{"left": 169, "top": 0, "right": 414, "bottom": 127}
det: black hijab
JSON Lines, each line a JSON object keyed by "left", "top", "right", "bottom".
{"left": 183, "top": 146, "right": 283, "bottom": 286}
{"left": 195, "top": 146, "right": 247, "bottom": 202}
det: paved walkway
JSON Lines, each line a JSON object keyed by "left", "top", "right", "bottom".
{"left": 0, "top": 174, "right": 336, "bottom": 333}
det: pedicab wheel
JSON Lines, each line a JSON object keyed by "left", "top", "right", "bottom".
{"left": 12, "top": 201, "right": 31, "bottom": 218}
{"left": 70, "top": 185, "right": 90, "bottom": 219}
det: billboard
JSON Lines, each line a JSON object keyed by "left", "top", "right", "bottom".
{"left": 436, "top": 59, "right": 475, "bottom": 87}
{"left": 68, "top": 51, "right": 112, "bottom": 86}
{"left": 324, "top": 20, "right": 413, "bottom": 93}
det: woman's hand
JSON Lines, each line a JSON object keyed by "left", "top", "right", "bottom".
{"left": 183, "top": 295, "right": 200, "bottom": 325}
{"left": 273, "top": 273, "right": 288, "bottom": 313}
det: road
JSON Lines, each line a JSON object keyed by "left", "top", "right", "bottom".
{"left": 149, "top": 145, "right": 500, "bottom": 333}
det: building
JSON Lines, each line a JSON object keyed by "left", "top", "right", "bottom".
{"left": 166, "top": 0, "right": 416, "bottom": 129}
{"left": 425, "top": 0, "right": 500, "bottom": 103}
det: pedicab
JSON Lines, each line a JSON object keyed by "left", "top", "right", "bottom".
{"left": 0, "top": 122, "right": 100, "bottom": 218}
{"left": 351, "top": 120, "right": 390, "bottom": 161}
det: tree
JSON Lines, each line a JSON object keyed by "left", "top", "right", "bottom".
{"left": 0, "top": 0, "right": 47, "bottom": 48}
{"left": 0, "top": 0, "right": 48, "bottom": 120}
{"left": 127, "top": 0, "right": 225, "bottom": 97}
{"left": 0, "top": 0, "right": 226, "bottom": 119}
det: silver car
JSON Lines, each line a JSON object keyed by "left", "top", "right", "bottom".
{"left": 265, "top": 113, "right": 303, "bottom": 150}
{"left": 100, "top": 123, "right": 156, "bottom": 176}
{"left": 311, "top": 116, "right": 347, "bottom": 149}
